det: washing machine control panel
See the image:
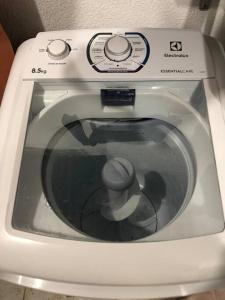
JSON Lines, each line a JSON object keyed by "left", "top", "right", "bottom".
{"left": 24, "top": 28, "right": 214, "bottom": 80}
{"left": 87, "top": 32, "right": 150, "bottom": 73}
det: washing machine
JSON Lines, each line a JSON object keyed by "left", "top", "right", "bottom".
{"left": 0, "top": 28, "right": 225, "bottom": 298}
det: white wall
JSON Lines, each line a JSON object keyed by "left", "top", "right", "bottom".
{"left": 0, "top": 0, "right": 225, "bottom": 48}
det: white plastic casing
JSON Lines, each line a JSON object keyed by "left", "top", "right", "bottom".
{"left": 1, "top": 29, "right": 225, "bottom": 299}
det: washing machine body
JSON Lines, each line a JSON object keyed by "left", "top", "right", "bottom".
{"left": 1, "top": 28, "right": 225, "bottom": 298}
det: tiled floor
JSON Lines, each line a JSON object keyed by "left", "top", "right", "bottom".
{"left": 1, "top": 279, "right": 225, "bottom": 300}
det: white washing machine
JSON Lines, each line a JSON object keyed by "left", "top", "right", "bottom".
{"left": 1, "top": 28, "right": 225, "bottom": 299}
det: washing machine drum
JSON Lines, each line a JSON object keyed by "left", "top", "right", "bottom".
{"left": 42, "top": 118, "right": 195, "bottom": 242}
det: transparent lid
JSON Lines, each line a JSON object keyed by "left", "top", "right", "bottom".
{"left": 42, "top": 118, "right": 194, "bottom": 241}
{"left": 12, "top": 81, "right": 224, "bottom": 242}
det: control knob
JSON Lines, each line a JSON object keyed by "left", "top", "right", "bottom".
{"left": 104, "top": 35, "right": 132, "bottom": 62}
{"left": 47, "top": 39, "right": 70, "bottom": 60}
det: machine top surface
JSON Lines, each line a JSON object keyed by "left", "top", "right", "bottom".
{"left": 23, "top": 28, "right": 214, "bottom": 81}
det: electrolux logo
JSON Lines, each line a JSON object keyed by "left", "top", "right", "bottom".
{"left": 164, "top": 41, "right": 189, "bottom": 58}
{"left": 170, "top": 41, "right": 182, "bottom": 51}
{"left": 164, "top": 53, "right": 189, "bottom": 58}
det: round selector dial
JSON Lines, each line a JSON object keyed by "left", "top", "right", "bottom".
{"left": 47, "top": 39, "right": 70, "bottom": 60}
{"left": 104, "top": 35, "right": 132, "bottom": 62}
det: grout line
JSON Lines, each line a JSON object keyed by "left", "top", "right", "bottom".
{"left": 22, "top": 287, "right": 27, "bottom": 300}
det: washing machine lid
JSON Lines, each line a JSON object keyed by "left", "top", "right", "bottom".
{"left": 12, "top": 81, "right": 224, "bottom": 242}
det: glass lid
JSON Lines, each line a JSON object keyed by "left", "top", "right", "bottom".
{"left": 42, "top": 118, "right": 195, "bottom": 242}
{"left": 12, "top": 81, "right": 224, "bottom": 242}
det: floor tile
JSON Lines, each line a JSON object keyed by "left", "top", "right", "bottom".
{"left": 183, "top": 288, "right": 225, "bottom": 300}
{"left": 76, "top": 298, "right": 114, "bottom": 300}
{"left": 0, "top": 279, "right": 25, "bottom": 300}
{"left": 3, "top": 280, "right": 225, "bottom": 300}
{"left": 212, "top": 288, "right": 225, "bottom": 300}
{"left": 24, "top": 287, "right": 75, "bottom": 300}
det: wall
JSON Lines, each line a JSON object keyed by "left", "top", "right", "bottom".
{"left": 0, "top": 0, "right": 225, "bottom": 48}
